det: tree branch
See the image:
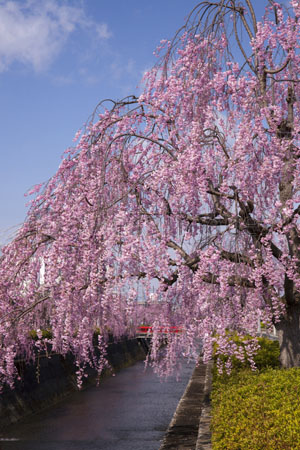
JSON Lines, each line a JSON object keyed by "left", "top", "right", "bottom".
{"left": 182, "top": 212, "right": 229, "bottom": 226}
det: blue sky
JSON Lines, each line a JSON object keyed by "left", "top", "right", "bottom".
{"left": 0, "top": 0, "right": 271, "bottom": 244}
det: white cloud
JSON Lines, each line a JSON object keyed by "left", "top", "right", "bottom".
{"left": 0, "top": 0, "right": 112, "bottom": 73}
{"left": 96, "top": 23, "right": 112, "bottom": 40}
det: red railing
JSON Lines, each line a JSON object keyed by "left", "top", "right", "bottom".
{"left": 137, "top": 325, "right": 183, "bottom": 334}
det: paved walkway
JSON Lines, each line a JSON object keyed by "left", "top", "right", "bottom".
{"left": 159, "top": 358, "right": 213, "bottom": 450}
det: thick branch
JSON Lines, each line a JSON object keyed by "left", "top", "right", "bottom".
{"left": 166, "top": 240, "right": 192, "bottom": 264}
{"left": 208, "top": 182, "right": 233, "bottom": 219}
{"left": 219, "top": 249, "right": 255, "bottom": 268}
{"left": 182, "top": 212, "right": 229, "bottom": 226}
{"left": 237, "top": 197, "right": 283, "bottom": 260}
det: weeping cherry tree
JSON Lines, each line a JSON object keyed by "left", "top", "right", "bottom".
{"left": 1, "top": 0, "right": 300, "bottom": 388}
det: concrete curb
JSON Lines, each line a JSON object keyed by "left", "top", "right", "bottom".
{"left": 196, "top": 360, "right": 213, "bottom": 450}
{"left": 159, "top": 357, "right": 206, "bottom": 450}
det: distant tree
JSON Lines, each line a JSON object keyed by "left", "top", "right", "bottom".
{"left": 1, "top": 0, "right": 300, "bottom": 388}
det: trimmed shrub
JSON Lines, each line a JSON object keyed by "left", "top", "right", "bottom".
{"left": 211, "top": 367, "right": 300, "bottom": 449}
{"left": 212, "top": 334, "right": 280, "bottom": 380}
{"left": 29, "top": 329, "right": 53, "bottom": 340}
{"left": 254, "top": 337, "right": 280, "bottom": 370}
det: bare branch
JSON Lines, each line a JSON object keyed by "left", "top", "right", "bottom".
{"left": 106, "top": 133, "right": 177, "bottom": 161}
{"left": 264, "top": 57, "right": 290, "bottom": 75}
{"left": 232, "top": 7, "right": 256, "bottom": 72}
{"left": 11, "top": 295, "right": 50, "bottom": 324}
{"left": 245, "top": 0, "right": 257, "bottom": 34}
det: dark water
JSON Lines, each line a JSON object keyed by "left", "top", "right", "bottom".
{"left": 0, "top": 358, "right": 195, "bottom": 450}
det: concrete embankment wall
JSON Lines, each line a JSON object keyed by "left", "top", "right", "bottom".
{"left": 0, "top": 337, "right": 149, "bottom": 431}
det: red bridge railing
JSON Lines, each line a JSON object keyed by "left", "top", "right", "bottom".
{"left": 137, "top": 325, "right": 183, "bottom": 334}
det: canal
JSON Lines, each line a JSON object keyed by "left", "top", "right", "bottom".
{"left": 0, "top": 357, "right": 196, "bottom": 450}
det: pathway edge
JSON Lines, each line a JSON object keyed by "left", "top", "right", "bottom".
{"left": 196, "top": 360, "right": 213, "bottom": 450}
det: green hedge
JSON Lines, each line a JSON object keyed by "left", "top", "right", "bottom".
{"left": 211, "top": 368, "right": 300, "bottom": 449}
{"left": 212, "top": 335, "right": 280, "bottom": 379}
{"left": 29, "top": 329, "right": 53, "bottom": 340}
{"left": 211, "top": 337, "right": 300, "bottom": 449}
{"left": 252, "top": 337, "right": 280, "bottom": 370}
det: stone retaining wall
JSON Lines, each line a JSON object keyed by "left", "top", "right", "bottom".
{"left": 0, "top": 337, "right": 149, "bottom": 431}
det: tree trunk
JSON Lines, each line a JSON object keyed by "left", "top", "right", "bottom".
{"left": 276, "top": 303, "right": 300, "bottom": 368}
